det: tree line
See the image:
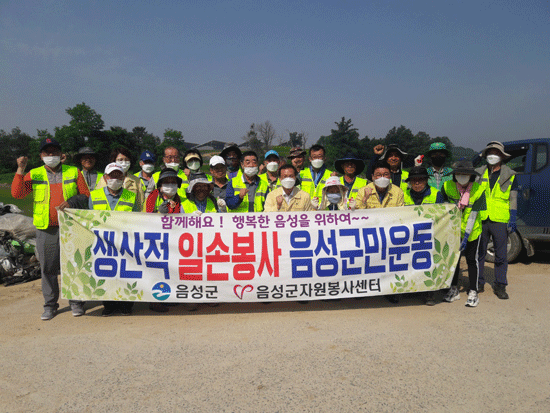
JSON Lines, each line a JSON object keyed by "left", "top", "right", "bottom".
{"left": 0, "top": 103, "right": 476, "bottom": 174}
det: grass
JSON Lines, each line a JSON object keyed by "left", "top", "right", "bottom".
{"left": 0, "top": 184, "right": 33, "bottom": 217}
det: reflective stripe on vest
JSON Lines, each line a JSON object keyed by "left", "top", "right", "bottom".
{"left": 30, "top": 165, "right": 79, "bottom": 229}
{"left": 300, "top": 168, "right": 333, "bottom": 198}
{"left": 443, "top": 181, "right": 484, "bottom": 240}
{"left": 90, "top": 188, "right": 137, "bottom": 211}
{"left": 480, "top": 169, "right": 514, "bottom": 223}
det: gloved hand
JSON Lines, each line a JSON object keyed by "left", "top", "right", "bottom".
{"left": 508, "top": 209, "right": 517, "bottom": 234}
{"left": 158, "top": 200, "right": 170, "bottom": 214}
{"left": 459, "top": 233, "right": 470, "bottom": 252}
{"left": 217, "top": 198, "right": 227, "bottom": 212}
{"left": 192, "top": 210, "right": 203, "bottom": 217}
{"left": 311, "top": 196, "right": 320, "bottom": 209}
{"left": 348, "top": 198, "right": 356, "bottom": 211}
{"left": 414, "top": 155, "right": 424, "bottom": 166}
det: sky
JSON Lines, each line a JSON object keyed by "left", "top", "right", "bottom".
{"left": 1, "top": 0, "right": 549, "bottom": 151}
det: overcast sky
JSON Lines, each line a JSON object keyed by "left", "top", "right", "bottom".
{"left": 1, "top": 0, "right": 548, "bottom": 151}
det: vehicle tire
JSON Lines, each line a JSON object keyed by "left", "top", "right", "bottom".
{"left": 485, "top": 231, "right": 522, "bottom": 263}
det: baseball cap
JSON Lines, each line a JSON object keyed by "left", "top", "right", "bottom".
{"left": 39, "top": 138, "right": 62, "bottom": 152}
{"left": 264, "top": 149, "right": 280, "bottom": 159}
{"left": 104, "top": 162, "right": 124, "bottom": 175}
{"left": 140, "top": 150, "right": 156, "bottom": 162}
{"left": 209, "top": 155, "right": 226, "bottom": 167}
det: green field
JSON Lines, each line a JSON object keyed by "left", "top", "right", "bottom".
{"left": 0, "top": 185, "right": 33, "bottom": 217}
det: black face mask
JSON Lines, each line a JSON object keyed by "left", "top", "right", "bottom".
{"left": 431, "top": 155, "right": 446, "bottom": 167}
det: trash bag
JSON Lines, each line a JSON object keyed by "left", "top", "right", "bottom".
{"left": 0, "top": 214, "right": 35, "bottom": 241}
{"left": 0, "top": 231, "right": 40, "bottom": 286}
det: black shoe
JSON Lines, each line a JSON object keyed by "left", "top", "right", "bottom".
{"left": 494, "top": 284, "right": 509, "bottom": 300}
{"left": 120, "top": 303, "right": 133, "bottom": 315}
{"left": 102, "top": 307, "right": 117, "bottom": 317}
{"left": 386, "top": 294, "right": 400, "bottom": 304}
{"left": 478, "top": 284, "right": 485, "bottom": 293}
{"left": 425, "top": 292, "right": 435, "bottom": 306}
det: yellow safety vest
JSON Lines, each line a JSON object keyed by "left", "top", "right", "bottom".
{"left": 300, "top": 167, "right": 333, "bottom": 198}
{"left": 229, "top": 170, "right": 268, "bottom": 213}
{"left": 30, "top": 165, "right": 79, "bottom": 229}
{"left": 478, "top": 169, "right": 515, "bottom": 223}
{"left": 153, "top": 170, "right": 189, "bottom": 198}
{"left": 399, "top": 170, "right": 409, "bottom": 192}
{"left": 443, "top": 181, "right": 485, "bottom": 240}
{"left": 90, "top": 188, "right": 137, "bottom": 211}
{"left": 259, "top": 173, "right": 280, "bottom": 191}
{"left": 181, "top": 198, "right": 218, "bottom": 213}
{"left": 81, "top": 170, "right": 103, "bottom": 192}
{"left": 340, "top": 176, "right": 368, "bottom": 199}
{"left": 403, "top": 187, "right": 440, "bottom": 205}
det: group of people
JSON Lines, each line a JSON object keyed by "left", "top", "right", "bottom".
{"left": 11, "top": 137, "right": 516, "bottom": 319}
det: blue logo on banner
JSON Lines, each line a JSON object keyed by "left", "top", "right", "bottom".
{"left": 152, "top": 282, "right": 171, "bottom": 301}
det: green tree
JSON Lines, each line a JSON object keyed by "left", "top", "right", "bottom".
{"left": 288, "top": 131, "right": 306, "bottom": 148}
{"left": 54, "top": 103, "right": 105, "bottom": 155}
{"left": 131, "top": 127, "right": 162, "bottom": 160}
{"left": 317, "top": 117, "right": 363, "bottom": 169}
{"left": 241, "top": 124, "right": 264, "bottom": 155}
{"left": 160, "top": 129, "right": 186, "bottom": 155}
{"left": 0, "top": 128, "right": 36, "bottom": 173}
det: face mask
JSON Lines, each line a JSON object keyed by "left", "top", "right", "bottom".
{"left": 43, "top": 156, "right": 60, "bottom": 168}
{"left": 266, "top": 162, "right": 279, "bottom": 173}
{"left": 455, "top": 175, "right": 471, "bottom": 186}
{"left": 280, "top": 177, "right": 295, "bottom": 189}
{"left": 117, "top": 161, "right": 131, "bottom": 173}
{"left": 161, "top": 184, "right": 178, "bottom": 197}
{"left": 106, "top": 179, "right": 123, "bottom": 191}
{"left": 244, "top": 166, "right": 258, "bottom": 177}
{"left": 141, "top": 164, "right": 155, "bottom": 174}
{"left": 374, "top": 177, "right": 390, "bottom": 189}
{"left": 431, "top": 156, "right": 446, "bottom": 167}
{"left": 165, "top": 163, "right": 180, "bottom": 172}
{"left": 311, "top": 159, "right": 324, "bottom": 169}
{"left": 486, "top": 155, "right": 501, "bottom": 165}
{"left": 227, "top": 165, "right": 239, "bottom": 172}
{"left": 327, "top": 193, "right": 342, "bottom": 204}
{"left": 187, "top": 160, "right": 200, "bottom": 171}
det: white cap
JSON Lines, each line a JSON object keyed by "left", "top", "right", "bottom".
{"left": 209, "top": 155, "right": 226, "bottom": 167}
{"left": 324, "top": 176, "right": 345, "bottom": 188}
{"left": 104, "top": 162, "right": 124, "bottom": 175}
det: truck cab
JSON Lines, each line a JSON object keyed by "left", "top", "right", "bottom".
{"left": 473, "top": 138, "right": 550, "bottom": 261}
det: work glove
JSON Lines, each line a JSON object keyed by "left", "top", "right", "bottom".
{"left": 348, "top": 198, "right": 356, "bottom": 211}
{"left": 311, "top": 196, "right": 320, "bottom": 209}
{"left": 191, "top": 210, "right": 202, "bottom": 217}
{"left": 158, "top": 200, "right": 170, "bottom": 214}
{"left": 508, "top": 209, "right": 517, "bottom": 234}
{"left": 217, "top": 198, "right": 227, "bottom": 212}
{"left": 459, "top": 233, "right": 470, "bottom": 252}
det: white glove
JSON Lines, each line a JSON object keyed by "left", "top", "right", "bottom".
{"left": 192, "top": 210, "right": 203, "bottom": 217}
{"left": 311, "top": 196, "right": 320, "bottom": 209}
{"left": 217, "top": 198, "right": 227, "bottom": 212}
{"left": 348, "top": 198, "right": 356, "bottom": 211}
{"left": 414, "top": 155, "right": 424, "bottom": 166}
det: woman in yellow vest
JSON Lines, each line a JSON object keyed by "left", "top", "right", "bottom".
{"left": 145, "top": 168, "right": 184, "bottom": 213}
{"left": 475, "top": 141, "right": 517, "bottom": 300}
{"left": 181, "top": 173, "right": 219, "bottom": 214}
{"left": 334, "top": 153, "right": 368, "bottom": 209}
{"left": 440, "top": 160, "right": 487, "bottom": 308}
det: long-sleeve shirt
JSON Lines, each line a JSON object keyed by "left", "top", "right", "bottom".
{"left": 11, "top": 169, "right": 90, "bottom": 227}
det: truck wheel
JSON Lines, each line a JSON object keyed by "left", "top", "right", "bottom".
{"left": 485, "top": 232, "right": 522, "bottom": 263}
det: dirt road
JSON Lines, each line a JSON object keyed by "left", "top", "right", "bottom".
{"left": 1, "top": 255, "right": 549, "bottom": 412}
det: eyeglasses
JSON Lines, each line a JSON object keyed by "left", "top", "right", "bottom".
{"left": 164, "top": 156, "right": 180, "bottom": 161}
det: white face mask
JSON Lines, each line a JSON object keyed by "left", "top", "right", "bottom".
{"left": 141, "top": 164, "right": 155, "bottom": 174}
{"left": 280, "top": 177, "right": 296, "bottom": 189}
{"left": 187, "top": 160, "right": 200, "bottom": 171}
{"left": 106, "top": 178, "right": 123, "bottom": 191}
{"left": 266, "top": 162, "right": 279, "bottom": 173}
{"left": 486, "top": 154, "right": 501, "bottom": 165}
{"left": 455, "top": 174, "right": 471, "bottom": 186}
{"left": 165, "top": 163, "right": 180, "bottom": 172}
{"left": 374, "top": 177, "right": 390, "bottom": 189}
{"left": 244, "top": 166, "right": 259, "bottom": 177}
{"left": 43, "top": 156, "right": 61, "bottom": 168}
{"left": 117, "top": 161, "right": 131, "bottom": 173}
{"left": 327, "top": 193, "right": 342, "bottom": 204}
{"left": 311, "top": 159, "right": 324, "bottom": 169}
{"left": 161, "top": 184, "right": 178, "bottom": 197}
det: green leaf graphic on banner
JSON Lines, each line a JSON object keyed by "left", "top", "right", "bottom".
{"left": 89, "top": 276, "right": 96, "bottom": 289}
{"left": 435, "top": 239, "right": 441, "bottom": 253}
{"left": 75, "top": 250, "right": 82, "bottom": 268}
{"left": 95, "top": 289, "right": 106, "bottom": 296}
{"left": 83, "top": 285, "right": 91, "bottom": 297}
{"left": 97, "top": 279, "right": 105, "bottom": 287}
{"left": 78, "top": 272, "right": 88, "bottom": 285}
{"left": 85, "top": 246, "right": 92, "bottom": 261}
{"left": 442, "top": 242, "right": 449, "bottom": 260}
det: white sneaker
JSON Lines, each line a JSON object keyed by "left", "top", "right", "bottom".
{"left": 444, "top": 286, "right": 460, "bottom": 302}
{"left": 465, "top": 290, "right": 479, "bottom": 307}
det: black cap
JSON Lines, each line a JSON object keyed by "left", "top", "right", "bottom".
{"left": 157, "top": 168, "right": 183, "bottom": 188}
{"left": 74, "top": 147, "right": 98, "bottom": 163}
{"left": 452, "top": 160, "right": 479, "bottom": 176}
{"left": 39, "top": 138, "right": 62, "bottom": 152}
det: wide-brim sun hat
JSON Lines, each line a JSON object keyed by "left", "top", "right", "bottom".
{"left": 323, "top": 176, "right": 347, "bottom": 192}
{"left": 334, "top": 153, "right": 365, "bottom": 175}
{"left": 481, "top": 141, "right": 511, "bottom": 158}
{"left": 382, "top": 144, "right": 407, "bottom": 159}
{"left": 220, "top": 143, "right": 243, "bottom": 159}
{"left": 404, "top": 166, "right": 429, "bottom": 182}
{"left": 451, "top": 160, "right": 480, "bottom": 176}
{"left": 74, "top": 147, "right": 98, "bottom": 163}
{"left": 157, "top": 168, "right": 183, "bottom": 187}
{"left": 187, "top": 173, "right": 214, "bottom": 194}
{"left": 426, "top": 142, "right": 451, "bottom": 157}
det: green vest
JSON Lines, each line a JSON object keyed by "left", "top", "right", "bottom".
{"left": 478, "top": 169, "right": 514, "bottom": 223}
{"left": 229, "top": 171, "right": 268, "bottom": 213}
{"left": 259, "top": 173, "right": 280, "bottom": 192}
{"left": 399, "top": 170, "right": 409, "bottom": 192}
{"left": 340, "top": 176, "right": 368, "bottom": 199}
{"left": 403, "top": 187, "right": 440, "bottom": 206}
{"left": 30, "top": 165, "right": 79, "bottom": 229}
{"left": 181, "top": 198, "right": 218, "bottom": 213}
{"left": 300, "top": 167, "right": 333, "bottom": 198}
{"left": 90, "top": 188, "right": 137, "bottom": 211}
{"left": 443, "top": 181, "right": 485, "bottom": 241}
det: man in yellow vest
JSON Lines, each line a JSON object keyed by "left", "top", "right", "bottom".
{"left": 403, "top": 167, "right": 445, "bottom": 206}
{"left": 259, "top": 149, "right": 282, "bottom": 192}
{"left": 334, "top": 153, "right": 368, "bottom": 208}
{"left": 475, "top": 141, "right": 517, "bottom": 299}
{"left": 150, "top": 146, "right": 189, "bottom": 199}
{"left": 226, "top": 151, "right": 268, "bottom": 212}
{"left": 135, "top": 150, "right": 156, "bottom": 198}
{"left": 74, "top": 146, "right": 103, "bottom": 191}
{"left": 11, "top": 138, "right": 90, "bottom": 320}
{"left": 299, "top": 144, "right": 334, "bottom": 205}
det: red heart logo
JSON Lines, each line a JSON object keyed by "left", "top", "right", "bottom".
{"left": 233, "top": 284, "right": 253, "bottom": 300}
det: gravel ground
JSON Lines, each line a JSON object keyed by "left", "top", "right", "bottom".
{"left": 1, "top": 254, "right": 549, "bottom": 413}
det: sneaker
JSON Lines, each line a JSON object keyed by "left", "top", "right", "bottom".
{"left": 41, "top": 307, "right": 58, "bottom": 321}
{"left": 71, "top": 302, "right": 86, "bottom": 317}
{"left": 494, "top": 284, "right": 509, "bottom": 300}
{"left": 465, "top": 290, "right": 479, "bottom": 307}
{"left": 444, "top": 286, "right": 460, "bottom": 303}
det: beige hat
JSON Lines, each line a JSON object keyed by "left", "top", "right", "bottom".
{"left": 481, "top": 141, "right": 511, "bottom": 158}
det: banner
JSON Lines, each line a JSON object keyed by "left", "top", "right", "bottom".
{"left": 59, "top": 205, "right": 461, "bottom": 303}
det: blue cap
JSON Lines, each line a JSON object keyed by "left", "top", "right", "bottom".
{"left": 264, "top": 149, "right": 280, "bottom": 159}
{"left": 140, "top": 150, "right": 156, "bottom": 162}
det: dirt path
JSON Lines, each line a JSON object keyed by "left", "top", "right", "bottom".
{"left": 1, "top": 256, "right": 549, "bottom": 412}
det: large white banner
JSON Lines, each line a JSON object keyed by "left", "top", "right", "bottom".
{"left": 59, "top": 205, "right": 461, "bottom": 303}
